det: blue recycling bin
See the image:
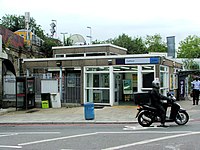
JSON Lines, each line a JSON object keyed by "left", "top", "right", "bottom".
{"left": 84, "top": 102, "right": 95, "bottom": 120}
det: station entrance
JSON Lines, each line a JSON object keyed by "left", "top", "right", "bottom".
{"left": 114, "top": 73, "right": 137, "bottom": 105}
{"left": 84, "top": 65, "right": 156, "bottom": 106}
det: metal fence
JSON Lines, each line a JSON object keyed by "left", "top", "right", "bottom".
{"left": 33, "top": 73, "right": 81, "bottom": 104}
{"left": 3, "top": 73, "right": 81, "bottom": 104}
{"left": 64, "top": 75, "right": 81, "bottom": 103}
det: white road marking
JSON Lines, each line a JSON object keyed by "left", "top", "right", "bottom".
{"left": 0, "top": 132, "right": 60, "bottom": 149}
{"left": 17, "top": 131, "right": 194, "bottom": 148}
{"left": 18, "top": 132, "right": 97, "bottom": 146}
{"left": 0, "top": 132, "right": 60, "bottom": 135}
{"left": 102, "top": 132, "right": 200, "bottom": 150}
{"left": 97, "top": 131, "right": 192, "bottom": 134}
{"left": 123, "top": 125, "right": 158, "bottom": 130}
{"left": 0, "top": 133, "right": 19, "bottom": 138}
{"left": 0, "top": 145, "right": 22, "bottom": 149}
{"left": 0, "top": 134, "right": 14, "bottom": 137}
{"left": 165, "top": 144, "right": 183, "bottom": 150}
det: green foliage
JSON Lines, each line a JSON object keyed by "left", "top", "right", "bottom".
{"left": 177, "top": 35, "right": 200, "bottom": 58}
{"left": 183, "top": 59, "right": 200, "bottom": 70}
{"left": 145, "top": 34, "right": 167, "bottom": 53}
{"left": 40, "top": 37, "right": 61, "bottom": 57}
{"left": 1, "top": 14, "right": 45, "bottom": 38}
{"left": 92, "top": 39, "right": 113, "bottom": 44}
{"left": 1, "top": 14, "right": 24, "bottom": 31}
{"left": 109, "top": 34, "right": 147, "bottom": 54}
{"left": 65, "top": 37, "right": 73, "bottom": 46}
{"left": 129, "top": 37, "right": 147, "bottom": 54}
{"left": 93, "top": 34, "right": 168, "bottom": 54}
{"left": 1, "top": 14, "right": 62, "bottom": 57}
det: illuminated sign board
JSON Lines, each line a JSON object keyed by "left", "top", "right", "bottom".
{"left": 116, "top": 57, "right": 160, "bottom": 65}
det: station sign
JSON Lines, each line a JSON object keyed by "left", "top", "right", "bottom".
{"left": 116, "top": 57, "right": 160, "bottom": 65}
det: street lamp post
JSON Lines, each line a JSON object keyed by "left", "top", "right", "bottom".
{"left": 56, "top": 61, "right": 62, "bottom": 101}
{"left": 87, "top": 26, "right": 92, "bottom": 45}
{"left": 61, "top": 32, "right": 68, "bottom": 46}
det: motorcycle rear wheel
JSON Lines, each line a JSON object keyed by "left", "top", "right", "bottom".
{"left": 137, "top": 111, "right": 154, "bottom": 127}
{"left": 175, "top": 111, "right": 189, "bottom": 125}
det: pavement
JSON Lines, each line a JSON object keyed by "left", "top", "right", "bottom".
{"left": 0, "top": 98, "right": 196, "bottom": 124}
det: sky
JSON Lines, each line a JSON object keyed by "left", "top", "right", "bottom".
{"left": 1, "top": 0, "right": 200, "bottom": 47}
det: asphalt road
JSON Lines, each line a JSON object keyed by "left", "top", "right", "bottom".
{"left": 0, "top": 119, "right": 200, "bottom": 150}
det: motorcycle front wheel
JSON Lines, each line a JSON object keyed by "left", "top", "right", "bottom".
{"left": 175, "top": 111, "right": 189, "bottom": 125}
{"left": 137, "top": 111, "right": 154, "bottom": 127}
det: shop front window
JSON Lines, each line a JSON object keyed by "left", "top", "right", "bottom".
{"left": 160, "top": 65, "right": 169, "bottom": 95}
{"left": 85, "top": 66, "right": 110, "bottom": 104}
{"left": 160, "top": 66, "right": 168, "bottom": 88}
{"left": 86, "top": 89, "right": 109, "bottom": 103}
{"left": 142, "top": 72, "right": 154, "bottom": 88}
{"left": 86, "top": 73, "right": 109, "bottom": 88}
{"left": 141, "top": 65, "right": 155, "bottom": 89}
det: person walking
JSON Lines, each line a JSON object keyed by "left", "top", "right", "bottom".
{"left": 191, "top": 77, "right": 200, "bottom": 105}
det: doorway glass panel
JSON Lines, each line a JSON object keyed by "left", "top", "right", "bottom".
{"left": 86, "top": 89, "right": 109, "bottom": 103}
{"left": 85, "top": 66, "right": 110, "bottom": 104}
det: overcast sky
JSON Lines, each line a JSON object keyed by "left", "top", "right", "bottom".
{"left": 1, "top": 0, "right": 200, "bottom": 47}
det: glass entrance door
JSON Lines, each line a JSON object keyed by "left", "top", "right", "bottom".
{"left": 114, "top": 73, "right": 122, "bottom": 104}
{"left": 114, "top": 72, "right": 138, "bottom": 105}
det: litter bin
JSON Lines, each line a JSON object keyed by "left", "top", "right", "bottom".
{"left": 84, "top": 103, "right": 95, "bottom": 120}
{"left": 42, "top": 100, "right": 49, "bottom": 108}
{"left": 41, "top": 93, "right": 51, "bottom": 108}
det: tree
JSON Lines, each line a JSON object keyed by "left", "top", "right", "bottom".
{"left": 1, "top": 14, "right": 45, "bottom": 38}
{"left": 145, "top": 34, "right": 167, "bottom": 53}
{"left": 92, "top": 39, "right": 113, "bottom": 44}
{"left": 183, "top": 59, "right": 199, "bottom": 70}
{"left": 1, "top": 14, "right": 24, "bottom": 31}
{"left": 177, "top": 35, "right": 200, "bottom": 58}
{"left": 65, "top": 37, "right": 73, "bottom": 46}
{"left": 1, "top": 14, "right": 62, "bottom": 57}
{"left": 111, "top": 34, "right": 147, "bottom": 54}
{"left": 129, "top": 37, "right": 147, "bottom": 54}
{"left": 40, "top": 37, "right": 61, "bottom": 57}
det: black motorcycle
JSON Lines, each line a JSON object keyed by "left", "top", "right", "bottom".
{"left": 135, "top": 93, "right": 189, "bottom": 127}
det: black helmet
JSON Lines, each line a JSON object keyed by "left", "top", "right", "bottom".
{"left": 152, "top": 79, "right": 160, "bottom": 89}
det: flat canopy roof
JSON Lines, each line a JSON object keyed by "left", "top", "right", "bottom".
{"left": 23, "top": 53, "right": 166, "bottom": 62}
{"left": 52, "top": 44, "right": 127, "bottom": 51}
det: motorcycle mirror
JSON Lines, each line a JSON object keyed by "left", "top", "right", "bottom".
{"left": 167, "top": 92, "right": 170, "bottom": 96}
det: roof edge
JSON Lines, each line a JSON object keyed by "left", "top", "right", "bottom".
{"left": 52, "top": 44, "right": 127, "bottom": 51}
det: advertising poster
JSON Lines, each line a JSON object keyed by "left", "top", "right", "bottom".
{"left": 123, "top": 79, "right": 132, "bottom": 94}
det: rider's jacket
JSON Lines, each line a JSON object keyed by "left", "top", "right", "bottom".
{"left": 150, "top": 88, "right": 170, "bottom": 106}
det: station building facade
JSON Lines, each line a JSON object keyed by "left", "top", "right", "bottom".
{"left": 22, "top": 44, "right": 182, "bottom": 106}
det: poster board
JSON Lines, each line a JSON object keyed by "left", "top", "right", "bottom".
{"left": 123, "top": 79, "right": 133, "bottom": 94}
{"left": 41, "top": 79, "right": 58, "bottom": 93}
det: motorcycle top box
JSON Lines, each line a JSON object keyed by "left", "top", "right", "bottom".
{"left": 133, "top": 92, "right": 151, "bottom": 105}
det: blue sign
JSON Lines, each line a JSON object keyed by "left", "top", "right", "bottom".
{"left": 150, "top": 57, "right": 159, "bottom": 64}
{"left": 116, "top": 57, "right": 160, "bottom": 65}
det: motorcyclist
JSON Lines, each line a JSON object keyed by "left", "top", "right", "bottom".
{"left": 150, "top": 79, "right": 171, "bottom": 127}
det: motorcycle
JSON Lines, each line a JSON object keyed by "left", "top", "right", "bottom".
{"left": 135, "top": 92, "right": 189, "bottom": 127}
